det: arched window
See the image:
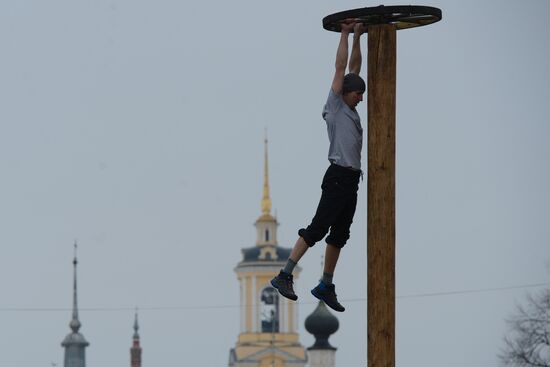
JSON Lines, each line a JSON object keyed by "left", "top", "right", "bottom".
{"left": 265, "top": 229, "right": 270, "bottom": 242}
{"left": 260, "top": 287, "right": 279, "bottom": 333}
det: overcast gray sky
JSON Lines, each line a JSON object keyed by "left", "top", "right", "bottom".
{"left": 1, "top": 0, "right": 549, "bottom": 366}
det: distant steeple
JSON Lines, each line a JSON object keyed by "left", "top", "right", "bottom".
{"left": 230, "top": 135, "right": 306, "bottom": 367}
{"left": 255, "top": 132, "right": 278, "bottom": 247}
{"left": 70, "top": 245, "right": 81, "bottom": 333}
{"left": 261, "top": 130, "right": 272, "bottom": 216}
{"left": 131, "top": 310, "right": 142, "bottom": 367}
{"left": 61, "top": 242, "right": 89, "bottom": 367}
{"left": 133, "top": 310, "right": 140, "bottom": 340}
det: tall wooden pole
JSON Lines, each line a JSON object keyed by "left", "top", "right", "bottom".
{"left": 367, "top": 24, "right": 396, "bottom": 367}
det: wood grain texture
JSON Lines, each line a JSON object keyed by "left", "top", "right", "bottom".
{"left": 367, "top": 24, "right": 396, "bottom": 367}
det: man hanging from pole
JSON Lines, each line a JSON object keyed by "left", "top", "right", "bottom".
{"left": 271, "top": 20, "right": 366, "bottom": 312}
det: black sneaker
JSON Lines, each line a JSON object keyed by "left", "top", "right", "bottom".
{"left": 271, "top": 271, "right": 298, "bottom": 301}
{"left": 311, "top": 282, "right": 345, "bottom": 312}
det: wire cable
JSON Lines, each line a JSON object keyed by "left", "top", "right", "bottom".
{"left": 396, "top": 281, "right": 550, "bottom": 299}
{"left": 0, "top": 281, "right": 548, "bottom": 312}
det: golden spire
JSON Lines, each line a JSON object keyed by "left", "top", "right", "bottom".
{"left": 261, "top": 130, "right": 272, "bottom": 216}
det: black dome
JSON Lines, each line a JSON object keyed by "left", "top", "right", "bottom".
{"left": 304, "top": 301, "right": 339, "bottom": 350}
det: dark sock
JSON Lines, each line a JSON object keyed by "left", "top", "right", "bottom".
{"left": 321, "top": 272, "right": 334, "bottom": 285}
{"left": 283, "top": 259, "right": 297, "bottom": 275}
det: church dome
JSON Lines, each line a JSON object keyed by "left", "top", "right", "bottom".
{"left": 304, "top": 301, "right": 339, "bottom": 350}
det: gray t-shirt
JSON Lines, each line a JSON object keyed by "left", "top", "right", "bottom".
{"left": 322, "top": 89, "right": 363, "bottom": 170}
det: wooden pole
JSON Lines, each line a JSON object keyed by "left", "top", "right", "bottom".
{"left": 367, "top": 24, "right": 396, "bottom": 367}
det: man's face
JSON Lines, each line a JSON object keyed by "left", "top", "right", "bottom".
{"left": 343, "top": 90, "right": 364, "bottom": 109}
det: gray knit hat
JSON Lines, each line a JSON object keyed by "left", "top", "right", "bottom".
{"left": 343, "top": 73, "right": 366, "bottom": 94}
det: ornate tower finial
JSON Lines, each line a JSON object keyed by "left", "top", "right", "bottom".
{"left": 133, "top": 309, "right": 140, "bottom": 340}
{"left": 261, "top": 129, "right": 272, "bottom": 216}
{"left": 254, "top": 132, "right": 279, "bottom": 246}
{"left": 61, "top": 241, "right": 89, "bottom": 367}
{"left": 70, "top": 241, "right": 81, "bottom": 333}
{"left": 131, "top": 309, "right": 142, "bottom": 367}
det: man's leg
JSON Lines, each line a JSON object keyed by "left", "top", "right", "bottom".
{"left": 324, "top": 190, "right": 357, "bottom": 276}
{"left": 312, "top": 244, "right": 345, "bottom": 312}
{"left": 281, "top": 237, "right": 308, "bottom": 276}
{"left": 323, "top": 243, "right": 341, "bottom": 277}
{"left": 290, "top": 237, "right": 309, "bottom": 265}
{"left": 272, "top": 165, "right": 344, "bottom": 301}
{"left": 312, "top": 242, "right": 346, "bottom": 312}
{"left": 271, "top": 237, "right": 308, "bottom": 301}
{"left": 312, "top": 192, "right": 357, "bottom": 312}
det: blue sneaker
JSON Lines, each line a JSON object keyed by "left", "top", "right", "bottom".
{"left": 311, "top": 282, "right": 345, "bottom": 312}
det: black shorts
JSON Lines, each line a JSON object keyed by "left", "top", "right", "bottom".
{"left": 298, "top": 164, "right": 360, "bottom": 248}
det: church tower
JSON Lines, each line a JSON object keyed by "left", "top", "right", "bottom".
{"left": 228, "top": 136, "right": 307, "bottom": 367}
{"left": 61, "top": 244, "right": 89, "bottom": 367}
{"left": 130, "top": 311, "right": 142, "bottom": 367}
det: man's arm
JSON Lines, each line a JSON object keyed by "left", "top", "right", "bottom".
{"left": 331, "top": 20, "right": 356, "bottom": 95}
{"left": 349, "top": 23, "right": 367, "bottom": 75}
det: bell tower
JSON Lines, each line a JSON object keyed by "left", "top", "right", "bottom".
{"left": 228, "top": 136, "right": 306, "bottom": 367}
